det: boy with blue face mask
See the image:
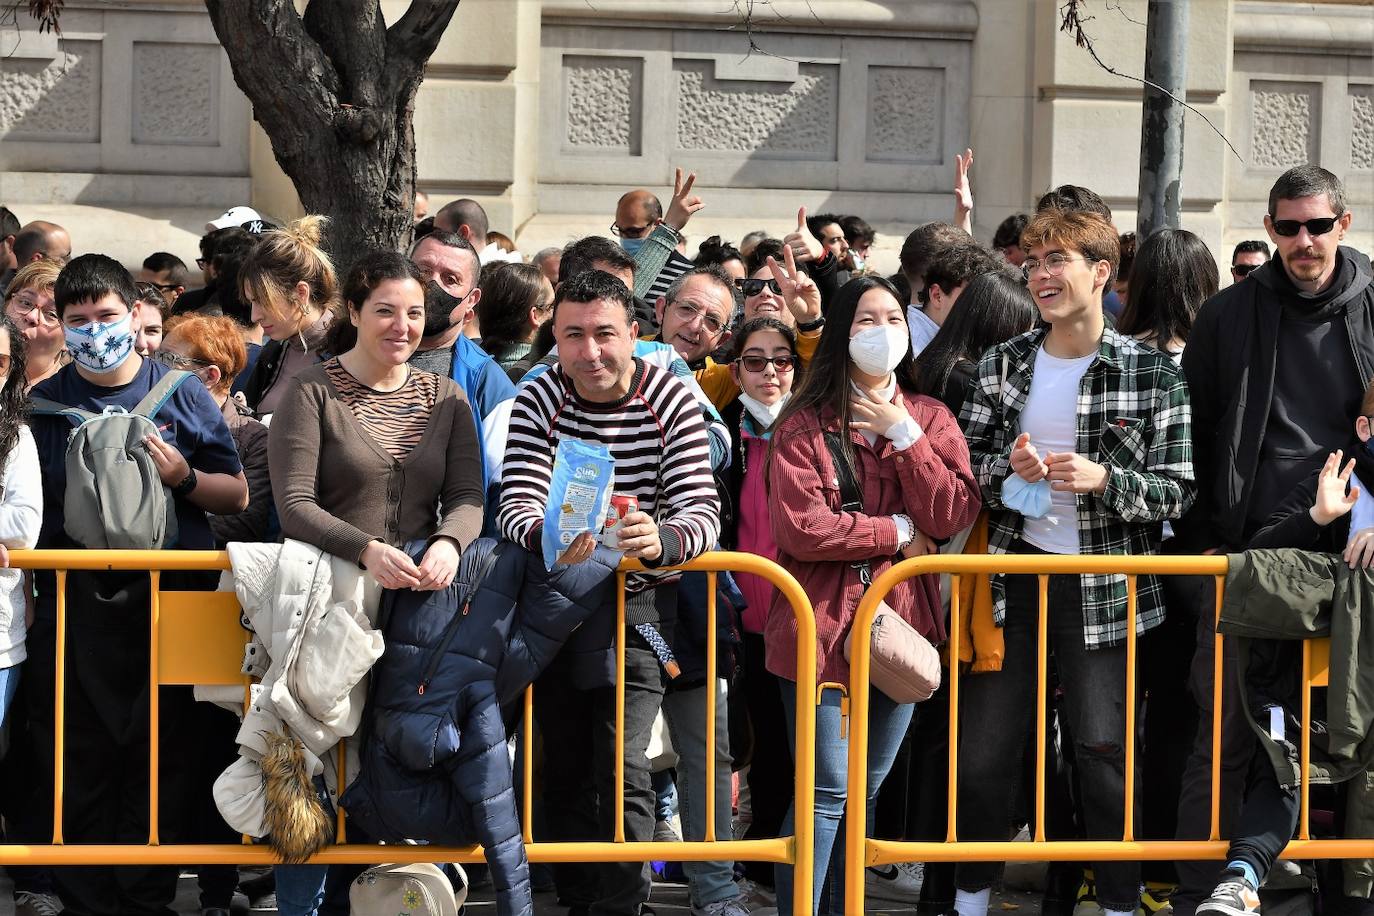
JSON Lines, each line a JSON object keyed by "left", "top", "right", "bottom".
{"left": 25, "top": 254, "right": 247, "bottom": 916}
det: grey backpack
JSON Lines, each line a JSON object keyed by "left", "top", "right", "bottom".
{"left": 32, "top": 370, "right": 192, "bottom": 550}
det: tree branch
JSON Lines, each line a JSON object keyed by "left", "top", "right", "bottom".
{"left": 386, "top": 0, "right": 462, "bottom": 73}
{"left": 304, "top": 0, "right": 387, "bottom": 144}
{"left": 205, "top": 0, "right": 342, "bottom": 155}
{"left": 1059, "top": 0, "right": 1243, "bottom": 163}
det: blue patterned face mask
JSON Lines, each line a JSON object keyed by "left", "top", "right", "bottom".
{"left": 64, "top": 311, "right": 136, "bottom": 373}
{"left": 1001, "top": 474, "right": 1053, "bottom": 519}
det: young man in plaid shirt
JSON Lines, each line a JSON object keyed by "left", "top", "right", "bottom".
{"left": 954, "top": 207, "right": 1195, "bottom": 916}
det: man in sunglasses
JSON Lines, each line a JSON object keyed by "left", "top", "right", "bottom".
{"left": 1229, "top": 240, "right": 1269, "bottom": 285}
{"left": 1174, "top": 164, "right": 1371, "bottom": 916}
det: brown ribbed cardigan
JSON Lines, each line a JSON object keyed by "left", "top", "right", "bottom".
{"left": 267, "top": 361, "right": 484, "bottom": 565}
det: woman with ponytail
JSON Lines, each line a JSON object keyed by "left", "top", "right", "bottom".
{"left": 237, "top": 216, "right": 341, "bottom": 418}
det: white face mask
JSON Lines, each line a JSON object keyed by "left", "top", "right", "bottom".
{"left": 848, "top": 324, "right": 909, "bottom": 377}
{"left": 738, "top": 391, "right": 789, "bottom": 430}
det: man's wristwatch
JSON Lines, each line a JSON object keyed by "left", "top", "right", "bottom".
{"left": 797, "top": 315, "right": 825, "bottom": 333}
{"left": 171, "top": 468, "right": 198, "bottom": 498}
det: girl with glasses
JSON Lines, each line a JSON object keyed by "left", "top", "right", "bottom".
{"left": 720, "top": 316, "right": 800, "bottom": 907}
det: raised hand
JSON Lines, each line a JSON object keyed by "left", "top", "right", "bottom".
{"left": 766, "top": 243, "right": 821, "bottom": 324}
{"left": 782, "top": 206, "right": 823, "bottom": 263}
{"left": 1311, "top": 449, "right": 1359, "bottom": 526}
{"left": 953, "top": 148, "right": 974, "bottom": 233}
{"left": 664, "top": 167, "right": 703, "bottom": 232}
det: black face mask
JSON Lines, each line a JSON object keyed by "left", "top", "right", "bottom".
{"left": 423, "top": 280, "right": 468, "bottom": 338}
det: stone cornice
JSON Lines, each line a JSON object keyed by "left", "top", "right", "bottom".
{"left": 541, "top": 0, "right": 979, "bottom": 39}
{"left": 1233, "top": 1, "right": 1374, "bottom": 54}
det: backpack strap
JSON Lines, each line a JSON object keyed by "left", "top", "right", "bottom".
{"left": 29, "top": 397, "right": 98, "bottom": 426}
{"left": 822, "top": 430, "right": 873, "bottom": 588}
{"left": 132, "top": 370, "right": 192, "bottom": 420}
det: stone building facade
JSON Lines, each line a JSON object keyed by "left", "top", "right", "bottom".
{"left": 1, "top": 0, "right": 1370, "bottom": 273}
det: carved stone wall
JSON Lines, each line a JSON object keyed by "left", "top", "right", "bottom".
{"left": 537, "top": 8, "right": 975, "bottom": 221}
{"left": 1353, "top": 87, "right": 1373, "bottom": 172}
{"left": 1249, "top": 82, "right": 1318, "bottom": 169}
{"left": 0, "top": 41, "right": 101, "bottom": 142}
{"left": 0, "top": 6, "right": 250, "bottom": 190}
{"left": 563, "top": 55, "right": 640, "bottom": 152}
{"left": 673, "top": 60, "right": 838, "bottom": 159}
{"left": 131, "top": 42, "right": 219, "bottom": 146}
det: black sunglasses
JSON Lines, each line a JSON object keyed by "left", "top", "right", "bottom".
{"left": 1232, "top": 262, "right": 1262, "bottom": 277}
{"left": 1270, "top": 217, "right": 1337, "bottom": 238}
{"left": 735, "top": 278, "right": 782, "bottom": 297}
{"left": 736, "top": 354, "right": 798, "bottom": 373}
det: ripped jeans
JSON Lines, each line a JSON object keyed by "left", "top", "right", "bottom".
{"left": 954, "top": 544, "right": 1141, "bottom": 913}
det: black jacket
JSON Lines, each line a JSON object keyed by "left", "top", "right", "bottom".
{"left": 1179, "top": 248, "right": 1374, "bottom": 552}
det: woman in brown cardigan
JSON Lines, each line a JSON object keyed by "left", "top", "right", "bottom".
{"left": 265, "top": 250, "right": 485, "bottom": 916}
{"left": 268, "top": 248, "right": 484, "bottom": 593}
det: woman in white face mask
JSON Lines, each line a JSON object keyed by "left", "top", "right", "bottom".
{"left": 763, "top": 276, "right": 983, "bottom": 916}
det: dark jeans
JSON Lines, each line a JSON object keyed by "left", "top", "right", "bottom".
{"left": 955, "top": 554, "right": 1141, "bottom": 913}
{"left": 739, "top": 632, "right": 794, "bottom": 888}
{"left": 1138, "top": 570, "right": 1201, "bottom": 884}
{"left": 26, "top": 607, "right": 186, "bottom": 916}
{"left": 535, "top": 632, "right": 665, "bottom": 916}
{"left": 1226, "top": 740, "right": 1301, "bottom": 885}
{"left": 1173, "top": 578, "right": 1256, "bottom": 916}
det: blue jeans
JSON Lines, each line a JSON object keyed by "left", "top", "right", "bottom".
{"left": 0, "top": 663, "right": 19, "bottom": 731}
{"left": 275, "top": 864, "right": 328, "bottom": 916}
{"left": 774, "top": 680, "right": 914, "bottom": 916}
{"left": 661, "top": 679, "right": 737, "bottom": 908}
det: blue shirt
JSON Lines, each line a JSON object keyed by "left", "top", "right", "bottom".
{"left": 31, "top": 359, "right": 243, "bottom": 555}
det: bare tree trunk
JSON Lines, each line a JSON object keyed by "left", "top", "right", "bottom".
{"left": 203, "top": 0, "right": 460, "bottom": 270}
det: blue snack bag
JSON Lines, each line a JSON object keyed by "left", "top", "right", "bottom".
{"left": 542, "top": 438, "right": 615, "bottom": 569}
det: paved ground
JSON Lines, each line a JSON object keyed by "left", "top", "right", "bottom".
{"left": 0, "top": 863, "right": 1051, "bottom": 915}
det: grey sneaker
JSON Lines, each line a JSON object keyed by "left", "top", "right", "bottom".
{"left": 15, "top": 892, "right": 63, "bottom": 916}
{"left": 693, "top": 896, "right": 753, "bottom": 916}
{"left": 1197, "top": 874, "right": 1261, "bottom": 916}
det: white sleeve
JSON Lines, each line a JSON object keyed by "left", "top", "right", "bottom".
{"left": 0, "top": 427, "right": 42, "bottom": 549}
{"left": 481, "top": 397, "right": 514, "bottom": 486}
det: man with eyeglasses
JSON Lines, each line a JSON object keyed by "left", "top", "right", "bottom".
{"left": 1174, "top": 164, "right": 1372, "bottom": 916}
{"left": 1229, "top": 240, "right": 1269, "bottom": 285}
{"left": 958, "top": 206, "right": 1193, "bottom": 916}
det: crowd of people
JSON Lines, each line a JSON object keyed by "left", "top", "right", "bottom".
{"left": 0, "top": 158, "right": 1368, "bottom": 916}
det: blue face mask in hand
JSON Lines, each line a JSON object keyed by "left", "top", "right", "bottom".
{"left": 1001, "top": 475, "right": 1053, "bottom": 519}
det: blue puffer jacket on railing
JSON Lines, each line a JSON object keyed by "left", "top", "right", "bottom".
{"left": 341, "top": 538, "right": 619, "bottom": 916}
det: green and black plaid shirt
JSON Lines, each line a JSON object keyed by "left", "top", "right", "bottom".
{"left": 959, "top": 326, "right": 1196, "bottom": 649}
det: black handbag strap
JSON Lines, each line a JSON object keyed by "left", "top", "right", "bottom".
{"left": 822, "top": 431, "right": 873, "bottom": 588}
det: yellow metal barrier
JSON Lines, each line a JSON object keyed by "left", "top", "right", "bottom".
{"left": 5, "top": 549, "right": 817, "bottom": 915}
{"left": 843, "top": 554, "right": 1370, "bottom": 916}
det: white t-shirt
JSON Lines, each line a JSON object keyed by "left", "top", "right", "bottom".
{"left": 1019, "top": 347, "right": 1096, "bottom": 554}
{"left": 907, "top": 304, "right": 940, "bottom": 356}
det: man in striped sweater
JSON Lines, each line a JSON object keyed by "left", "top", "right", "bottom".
{"left": 498, "top": 269, "right": 722, "bottom": 916}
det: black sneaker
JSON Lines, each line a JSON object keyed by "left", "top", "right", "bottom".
{"left": 1197, "top": 874, "right": 1261, "bottom": 916}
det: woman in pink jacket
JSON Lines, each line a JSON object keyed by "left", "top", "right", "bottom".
{"left": 765, "top": 276, "right": 981, "bottom": 915}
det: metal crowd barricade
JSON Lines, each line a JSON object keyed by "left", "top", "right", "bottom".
{"left": 842, "top": 554, "right": 1370, "bottom": 916}
{"left": 3, "top": 549, "right": 818, "bottom": 915}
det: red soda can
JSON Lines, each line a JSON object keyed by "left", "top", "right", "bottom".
{"left": 602, "top": 494, "right": 639, "bottom": 548}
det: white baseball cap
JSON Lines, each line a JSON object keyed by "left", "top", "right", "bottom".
{"left": 206, "top": 206, "right": 264, "bottom": 233}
